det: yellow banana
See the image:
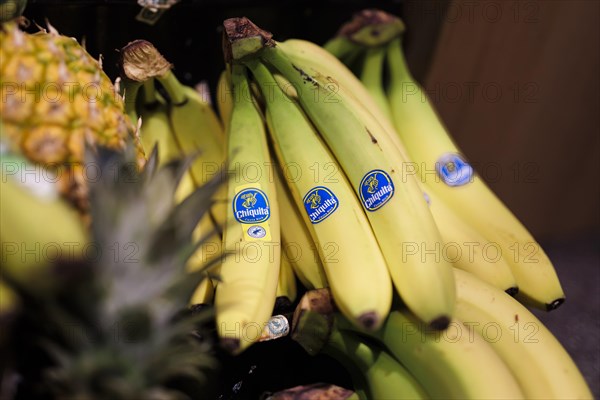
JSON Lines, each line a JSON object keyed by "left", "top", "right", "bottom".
{"left": 275, "top": 251, "right": 297, "bottom": 304}
{"left": 454, "top": 268, "right": 592, "bottom": 399}
{"left": 0, "top": 279, "right": 19, "bottom": 319}
{"left": 0, "top": 163, "right": 89, "bottom": 293}
{"left": 386, "top": 35, "right": 564, "bottom": 310}
{"left": 274, "top": 164, "right": 328, "bottom": 290}
{"left": 137, "top": 80, "right": 182, "bottom": 165}
{"left": 356, "top": 311, "right": 523, "bottom": 399}
{"left": 214, "top": 63, "right": 280, "bottom": 354}
{"left": 189, "top": 274, "right": 215, "bottom": 306}
{"left": 426, "top": 186, "right": 518, "bottom": 292}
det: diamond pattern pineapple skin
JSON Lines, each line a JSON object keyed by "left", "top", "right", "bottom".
{"left": 0, "top": 22, "right": 145, "bottom": 212}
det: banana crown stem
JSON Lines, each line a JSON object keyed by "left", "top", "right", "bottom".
{"left": 157, "top": 71, "right": 187, "bottom": 105}
{"left": 386, "top": 36, "right": 413, "bottom": 83}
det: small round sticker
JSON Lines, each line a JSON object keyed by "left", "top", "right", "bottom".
{"left": 436, "top": 153, "right": 474, "bottom": 187}
{"left": 233, "top": 188, "right": 270, "bottom": 223}
{"left": 359, "top": 170, "right": 395, "bottom": 211}
{"left": 303, "top": 186, "right": 340, "bottom": 224}
{"left": 247, "top": 225, "right": 267, "bottom": 239}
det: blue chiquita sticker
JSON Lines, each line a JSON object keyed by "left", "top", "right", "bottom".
{"left": 436, "top": 153, "right": 474, "bottom": 187}
{"left": 359, "top": 170, "right": 395, "bottom": 211}
{"left": 303, "top": 186, "right": 339, "bottom": 224}
{"left": 233, "top": 188, "right": 270, "bottom": 223}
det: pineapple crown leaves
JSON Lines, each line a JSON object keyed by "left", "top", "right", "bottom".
{"left": 87, "top": 142, "right": 222, "bottom": 323}
{"left": 6, "top": 141, "right": 223, "bottom": 399}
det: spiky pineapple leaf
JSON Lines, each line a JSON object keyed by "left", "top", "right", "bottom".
{"left": 6, "top": 141, "right": 222, "bottom": 399}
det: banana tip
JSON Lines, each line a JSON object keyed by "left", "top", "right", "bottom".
{"left": 505, "top": 287, "right": 519, "bottom": 297}
{"left": 358, "top": 311, "right": 381, "bottom": 331}
{"left": 429, "top": 315, "right": 451, "bottom": 331}
{"left": 546, "top": 298, "right": 565, "bottom": 311}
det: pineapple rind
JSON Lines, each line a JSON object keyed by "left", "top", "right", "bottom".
{"left": 0, "top": 22, "right": 145, "bottom": 212}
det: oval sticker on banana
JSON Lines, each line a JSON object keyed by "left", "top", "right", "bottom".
{"left": 232, "top": 185, "right": 272, "bottom": 240}
{"left": 303, "top": 186, "right": 340, "bottom": 224}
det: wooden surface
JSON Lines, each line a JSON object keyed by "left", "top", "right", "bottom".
{"left": 417, "top": 0, "right": 599, "bottom": 238}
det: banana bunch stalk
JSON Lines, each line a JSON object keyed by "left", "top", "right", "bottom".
{"left": 325, "top": 9, "right": 564, "bottom": 310}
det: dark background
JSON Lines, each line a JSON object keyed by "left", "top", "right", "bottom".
{"left": 17, "top": 0, "right": 600, "bottom": 398}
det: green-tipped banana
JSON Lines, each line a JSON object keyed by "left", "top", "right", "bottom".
{"left": 359, "top": 45, "right": 392, "bottom": 121}
{"left": 292, "top": 290, "right": 426, "bottom": 399}
{"left": 256, "top": 31, "right": 454, "bottom": 329}
{"left": 216, "top": 68, "right": 234, "bottom": 134}
{"left": 385, "top": 34, "right": 564, "bottom": 310}
{"left": 341, "top": 305, "right": 524, "bottom": 399}
{"left": 247, "top": 58, "right": 392, "bottom": 330}
{"left": 454, "top": 269, "right": 592, "bottom": 399}
{"left": 325, "top": 328, "right": 427, "bottom": 400}
{"left": 323, "top": 35, "right": 357, "bottom": 59}
{"left": 214, "top": 63, "right": 280, "bottom": 354}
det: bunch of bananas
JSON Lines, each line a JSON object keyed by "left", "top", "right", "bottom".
{"left": 134, "top": 13, "right": 587, "bottom": 399}
{"left": 49, "top": 9, "right": 589, "bottom": 399}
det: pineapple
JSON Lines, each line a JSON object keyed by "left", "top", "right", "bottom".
{"left": 0, "top": 18, "right": 145, "bottom": 213}
{"left": 2, "top": 146, "right": 222, "bottom": 399}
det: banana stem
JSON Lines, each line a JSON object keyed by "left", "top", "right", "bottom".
{"left": 360, "top": 45, "right": 392, "bottom": 121}
{"left": 157, "top": 71, "right": 187, "bottom": 105}
{"left": 323, "top": 36, "right": 358, "bottom": 59}
{"left": 121, "top": 79, "right": 143, "bottom": 123}
{"left": 142, "top": 79, "right": 158, "bottom": 106}
{"left": 386, "top": 36, "right": 413, "bottom": 83}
